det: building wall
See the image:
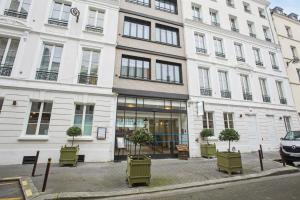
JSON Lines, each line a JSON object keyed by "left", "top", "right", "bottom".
{"left": 0, "top": 0, "right": 119, "bottom": 165}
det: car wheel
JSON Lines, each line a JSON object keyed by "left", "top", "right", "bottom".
{"left": 286, "top": 160, "right": 294, "bottom": 166}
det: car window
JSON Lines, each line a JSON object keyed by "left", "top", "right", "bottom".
{"left": 284, "top": 131, "right": 300, "bottom": 140}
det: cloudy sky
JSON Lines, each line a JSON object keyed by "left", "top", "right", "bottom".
{"left": 270, "top": 0, "right": 300, "bottom": 15}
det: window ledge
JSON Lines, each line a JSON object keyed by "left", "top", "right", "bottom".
{"left": 83, "top": 30, "right": 104, "bottom": 36}
{"left": 67, "top": 136, "right": 93, "bottom": 141}
{"left": 196, "top": 52, "right": 210, "bottom": 57}
{"left": 44, "top": 23, "right": 68, "bottom": 30}
{"left": 18, "top": 135, "right": 49, "bottom": 141}
{"left": 215, "top": 56, "right": 228, "bottom": 61}
{"left": 273, "top": 69, "right": 282, "bottom": 72}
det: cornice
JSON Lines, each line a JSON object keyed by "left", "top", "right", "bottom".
{"left": 271, "top": 12, "right": 300, "bottom": 26}
{"left": 0, "top": 16, "right": 31, "bottom": 31}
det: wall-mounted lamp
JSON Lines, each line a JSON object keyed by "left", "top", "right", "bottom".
{"left": 12, "top": 100, "right": 17, "bottom": 106}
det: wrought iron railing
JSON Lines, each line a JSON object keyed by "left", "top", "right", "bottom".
{"left": 243, "top": 92, "right": 253, "bottom": 101}
{"left": 262, "top": 95, "right": 271, "bottom": 103}
{"left": 256, "top": 61, "right": 263, "bottom": 66}
{"left": 272, "top": 65, "right": 279, "bottom": 70}
{"left": 237, "top": 57, "right": 245, "bottom": 62}
{"left": 231, "top": 27, "right": 239, "bottom": 32}
{"left": 35, "top": 70, "right": 58, "bottom": 81}
{"left": 200, "top": 88, "right": 212, "bottom": 96}
{"left": 0, "top": 66, "right": 12, "bottom": 77}
{"left": 78, "top": 74, "right": 98, "bottom": 85}
{"left": 86, "top": 25, "right": 103, "bottom": 33}
{"left": 48, "top": 18, "right": 68, "bottom": 27}
{"left": 221, "top": 90, "right": 231, "bottom": 98}
{"left": 280, "top": 97, "right": 287, "bottom": 105}
{"left": 4, "top": 9, "right": 28, "bottom": 19}
{"left": 196, "top": 47, "right": 207, "bottom": 54}
{"left": 212, "top": 22, "right": 220, "bottom": 27}
{"left": 127, "top": 0, "right": 150, "bottom": 7}
{"left": 155, "top": 5, "right": 177, "bottom": 14}
{"left": 215, "top": 52, "right": 226, "bottom": 58}
{"left": 250, "top": 33, "right": 256, "bottom": 38}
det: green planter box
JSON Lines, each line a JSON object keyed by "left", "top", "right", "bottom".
{"left": 217, "top": 151, "right": 243, "bottom": 175}
{"left": 126, "top": 155, "right": 151, "bottom": 187}
{"left": 200, "top": 143, "right": 216, "bottom": 158}
{"left": 59, "top": 145, "right": 79, "bottom": 167}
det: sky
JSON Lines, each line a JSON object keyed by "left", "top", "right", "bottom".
{"left": 270, "top": 0, "right": 300, "bottom": 15}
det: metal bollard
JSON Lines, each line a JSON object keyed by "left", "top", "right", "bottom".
{"left": 42, "top": 158, "right": 51, "bottom": 192}
{"left": 258, "top": 150, "right": 264, "bottom": 171}
{"left": 280, "top": 152, "right": 286, "bottom": 167}
{"left": 31, "top": 150, "right": 40, "bottom": 177}
{"left": 260, "top": 144, "right": 264, "bottom": 159}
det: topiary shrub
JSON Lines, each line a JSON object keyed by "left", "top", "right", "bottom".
{"left": 67, "top": 126, "right": 82, "bottom": 146}
{"left": 200, "top": 129, "right": 214, "bottom": 144}
{"left": 219, "top": 129, "right": 240, "bottom": 152}
{"left": 130, "top": 128, "right": 154, "bottom": 158}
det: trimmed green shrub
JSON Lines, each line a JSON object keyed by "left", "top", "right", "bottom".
{"left": 200, "top": 129, "right": 214, "bottom": 144}
{"left": 219, "top": 129, "right": 240, "bottom": 152}
{"left": 67, "top": 126, "right": 82, "bottom": 146}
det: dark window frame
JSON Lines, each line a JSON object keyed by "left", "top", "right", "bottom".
{"left": 123, "top": 17, "right": 151, "bottom": 40}
{"left": 156, "top": 60, "right": 182, "bottom": 84}
{"left": 155, "top": 24, "right": 180, "bottom": 46}
{"left": 155, "top": 0, "right": 178, "bottom": 14}
{"left": 120, "top": 55, "right": 151, "bottom": 80}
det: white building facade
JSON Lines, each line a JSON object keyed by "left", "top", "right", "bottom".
{"left": 0, "top": 0, "right": 119, "bottom": 165}
{"left": 182, "top": 0, "right": 300, "bottom": 157}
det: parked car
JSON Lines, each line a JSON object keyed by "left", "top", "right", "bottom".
{"left": 280, "top": 131, "right": 300, "bottom": 165}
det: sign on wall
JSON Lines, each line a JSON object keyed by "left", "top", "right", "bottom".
{"left": 197, "top": 101, "right": 205, "bottom": 116}
{"left": 97, "top": 127, "right": 107, "bottom": 140}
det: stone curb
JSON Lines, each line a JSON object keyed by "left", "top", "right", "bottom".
{"left": 30, "top": 166, "right": 299, "bottom": 200}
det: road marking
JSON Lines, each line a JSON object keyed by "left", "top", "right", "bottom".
{"left": 0, "top": 198, "right": 22, "bottom": 200}
{"left": 1, "top": 177, "right": 21, "bottom": 181}
{"left": 0, "top": 182, "right": 15, "bottom": 186}
{"left": 25, "top": 189, "right": 32, "bottom": 197}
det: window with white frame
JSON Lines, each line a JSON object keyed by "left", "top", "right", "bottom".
{"left": 78, "top": 49, "right": 100, "bottom": 85}
{"left": 86, "top": 8, "right": 105, "bottom": 33}
{"left": 74, "top": 104, "right": 94, "bottom": 136}
{"left": 259, "top": 78, "right": 270, "bottom": 102}
{"left": 226, "top": 0, "right": 234, "bottom": 7}
{"left": 194, "top": 33, "right": 206, "bottom": 54}
{"left": 276, "top": 81, "right": 287, "bottom": 104}
{"left": 5, "top": 0, "right": 31, "bottom": 19}
{"left": 240, "top": 74, "right": 252, "bottom": 100}
{"left": 258, "top": 8, "right": 266, "bottom": 18}
{"left": 210, "top": 9, "right": 219, "bottom": 26}
{"left": 229, "top": 16, "right": 238, "bottom": 32}
{"left": 192, "top": 4, "right": 201, "bottom": 21}
{"left": 155, "top": 24, "right": 179, "bottom": 46}
{"left": 223, "top": 113, "right": 234, "bottom": 129}
{"left": 219, "top": 71, "right": 231, "bottom": 98}
{"left": 199, "top": 67, "right": 211, "bottom": 96}
{"left": 283, "top": 116, "right": 292, "bottom": 132}
{"left": 124, "top": 17, "right": 150, "bottom": 40}
{"left": 25, "top": 101, "right": 53, "bottom": 135}
{"left": 0, "top": 98, "right": 4, "bottom": 113}
{"left": 285, "top": 26, "right": 293, "bottom": 38}
{"left": 214, "top": 37, "right": 225, "bottom": 57}
{"left": 253, "top": 47, "right": 263, "bottom": 66}
{"left": 234, "top": 43, "right": 245, "bottom": 62}
{"left": 48, "top": 0, "right": 71, "bottom": 27}
{"left": 263, "top": 27, "right": 271, "bottom": 42}
{"left": 291, "top": 46, "right": 298, "bottom": 59}
{"left": 243, "top": 2, "right": 251, "bottom": 13}
{"left": 247, "top": 21, "right": 256, "bottom": 38}
{"left": 36, "top": 43, "right": 63, "bottom": 81}
{"left": 269, "top": 52, "right": 278, "bottom": 70}
{"left": 203, "top": 112, "right": 214, "bottom": 129}
{"left": 0, "top": 36, "right": 20, "bottom": 77}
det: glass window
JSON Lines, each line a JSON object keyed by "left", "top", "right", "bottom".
{"left": 0, "top": 37, "right": 20, "bottom": 70}
{"left": 230, "top": 16, "right": 238, "bottom": 31}
{"left": 26, "top": 102, "right": 53, "bottom": 135}
{"left": 247, "top": 21, "right": 256, "bottom": 37}
{"left": 39, "top": 43, "right": 63, "bottom": 72}
{"left": 121, "top": 55, "right": 150, "bottom": 80}
{"left": 6, "top": 0, "right": 31, "bottom": 18}
{"left": 258, "top": 8, "right": 266, "bottom": 18}
{"left": 156, "top": 25, "right": 179, "bottom": 46}
{"left": 276, "top": 81, "right": 285, "bottom": 98}
{"left": 263, "top": 27, "right": 271, "bottom": 41}
{"left": 156, "top": 61, "right": 181, "bottom": 83}
{"left": 0, "top": 98, "right": 3, "bottom": 113}
{"left": 214, "top": 37, "right": 225, "bottom": 56}
{"left": 123, "top": 17, "right": 150, "bottom": 40}
{"left": 243, "top": 2, "right": 251, "bottom": 13}
{"left": 86, "top": 8, "right": 105, "bottom": 33}
{"left": 291, "top": 46, "right": 298, "bottom": 59}
{"left": 194, "top": 33, "right": 206, "bottom": 53}
{"left": 224, "top": 113, "right": 234, "bottom": 129}
{"left": 192, "top": 4, "right": 201, "bottom": 21}
{"left": 226, "top": 0, "right": 234, "bottom": 7}
{"left": 259, "top": 78, "right": 270, "bottom": 102}
{"left": 283, "top": 116, "right": 292, "bottom": 132}
{"left": 155, "top": 0, "right": 177, "bottom": 14}
{"left": 49, "top": 1, "right": 71, "bottom": 26}
{"left": 234, "top": 43, "right": 244, "bottom": 61}
{"left": 285, "top": 26, "right": 293, "bottom": 38}
{"left": 78, "top": 49, "right": 100, "bottom": 85}
{"left": 269, "top": 52, "right": 278, "bottom": 69}
{"left": 218, "top": 71, "right": 229, "bottom": 91}
{"left": 297, "top": 69, "right": 300, "bottom": 82}
{"left": 253, "top": 47, "right": 263, "bottom": 65}
{"left": 199, "top": 68, "right": 210, "bottom": 89}
{"left": 74, "top": 104, "right": 94, "bottom": 136}
{"left": 203, "top": 112, "right": 214, "bottom": 129}
{"left": 127, "top": 0, "right": 150, "bottom": 7}
{"left": 240, "top": 74, "right": 251, "bottom": 100}
{"left": 210, "top": 10, "right": 219, "bottom": 26}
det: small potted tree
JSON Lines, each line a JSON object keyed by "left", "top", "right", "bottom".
{"left": 217, "top": 129, "right": 242, "bottom": 175}
{"left": 59, "top": 126, "right": 81, "bottom": 167}
{"left": 127, "top": 128, "right": 153, "bottom": 187}
{"left": 200, "top": 129, "right": 216, "bottom": 158}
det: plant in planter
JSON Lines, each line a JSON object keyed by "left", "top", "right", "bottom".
{"left": 127, "top": 128, "right": 153, "bottom": 187}
{"left": 217, "top": 129, "right": 243, "bottom": 175}
{"left": 200, "top": 129, "right": 216, "bottom": 158}
{"left": 59, "top": 126, "right": 81, "bottom": 167}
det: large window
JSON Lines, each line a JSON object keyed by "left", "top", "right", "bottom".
{"left": 194, "top": 33, "right": 206, "bottom": 54}
{"left": 26, "top": 102, "right": 53, "bottom": 135}
{"left": 243, "top": 2, "right": 251, "bottom": 13}
{"left": 219, "top": 71, "right": 231, "bottom": 98}
{"left": 259, "top": 78, "right": 270, "bottom": 103}
{"left": 210, "top": 9, "right": 219, "bottom": 27}
{"left": 269, "top": 52, "right": 279, "bottom": 70}
{"left": 199, "top": 68, "right": 211, "bottom": 96}
{"left": 36, "top": 43, "right": 63, "bottom": 81}
{"left": 0, "top": 36, "right": 20, "bottom": 77}
{"left": 240, "top": 74, "right": 252, "bottom": 100}
{"left": 155, "top": 0, "right": 177, "bottom": 14}
{"left": 214, "top": 37, "right": 225, "bottom": 57}
{"left": 253, "top": 47, "right": 263, "bottom": 66}
{"left": 291, "top": 46, "right": 298, "bottom": 59}
{"left": 203, "top": 112, "right": 214, "bottom": 129}
{"left": 276, "top": 81, "right": 287, "bottom": 104}
{"left": 224, "top": 113, "right": 234, "bottom": 129}
{"left": 192, "top": 4, "right": 201, "bottom": 21}
{"left": 86, "top": 8, "right": 105, "bottom": 33}
{"left": 156, "top": 61, "right": 181, "bottom": 83}
{"left": 284, "top": 116, "right": 292, "bottom": 132}
{"left": 229, "top": 16, "right": 238, "bottom": 32}
{"left": 155, "top": 24, "right": 179, "bottom": 46}
{"left": 247, "top": 21, "right": 256, "bottom": 38}
{"left": 0, "top": 98, "right": 3, "bottom": 113}
{"left": 5, "top": 0, "right": 31, "bottom": 19}
{"left": 121, "top": 55, "right": 150, "bottom": 80}
{"left": 78, "top": 49, "right": 100, "bottom": 85}
{"left": 234, "top": 43, "right": 245, "bottom": 62}
{"left": 263, "top": 27, "right": 271, "bottom": 42}
{"left": 74, "top": 104, "right": 94, "bottom": 136}
{"left": 48, "top": 0, "right": 71, "bottom": 27}
{"left": 297, "top": 69, "right": 300, "bottom": 82}
{"left": 123, "top": 17, "right": 150, "bottom": 40}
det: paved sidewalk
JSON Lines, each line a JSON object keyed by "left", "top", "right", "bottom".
{"left": 0, "top": 151, "right": 297, "bottom": 199}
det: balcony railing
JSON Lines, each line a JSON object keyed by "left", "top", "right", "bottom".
{"left": 256, "top": 61, "right": 264, "bottom": 66}
{"left": 196, "top": 47, "right": 207, "bottom": 54}
{"left": 215, "top": 52, "right": 226, "bottom": 58}
{"left": 211, "top": 21, "right": 220, "bottom": 27}
{"left": 231, "top": 27, "right": 239, "bottom": 32}
{"left": 272, "top": 65, "right": 279, "bottom": 70}
{"left": 35, "top": 70, "right": 58, "bottom": 81}
{"left": 4, "top": 9, "right": 28, "bottom": 19}
{"left": 221, "top": 90, "right": 231, "bottom": 98}
{"left": 280, "top": 97, "right": 287, "bottom": 105}
{"left": 48, "top": 18, "right": 68, "bottom": 27}
{"left": 155, "top": 5, "right": 177, "bottom": 14}
{"left": 200, "top": 88, "right": 212, "bottom": 96}
{"left": 0, "top": 65, "right": 12, "bottom": 77}
{"left": 193, "top": 16, "right": 202, "bottom": 22}
{"left": 86, "top": 25, "right": 103, "bottom": 33}
{"left": 250, "top": 33, "right": 256, "bottom": 38}
{"left": 127, "top": 0, "right": 150, "bottom": 7}
{"left": 243, "top": 92, "right": 253, "bottom": 101}
{"left": 237, "top": 57, "right": 245, "bottom": 62}
{"left": 78, "top": 73, "right": 98, "bottom": 85}
{"left": 262, "top": 95, "right": 271, "bottom": 103}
